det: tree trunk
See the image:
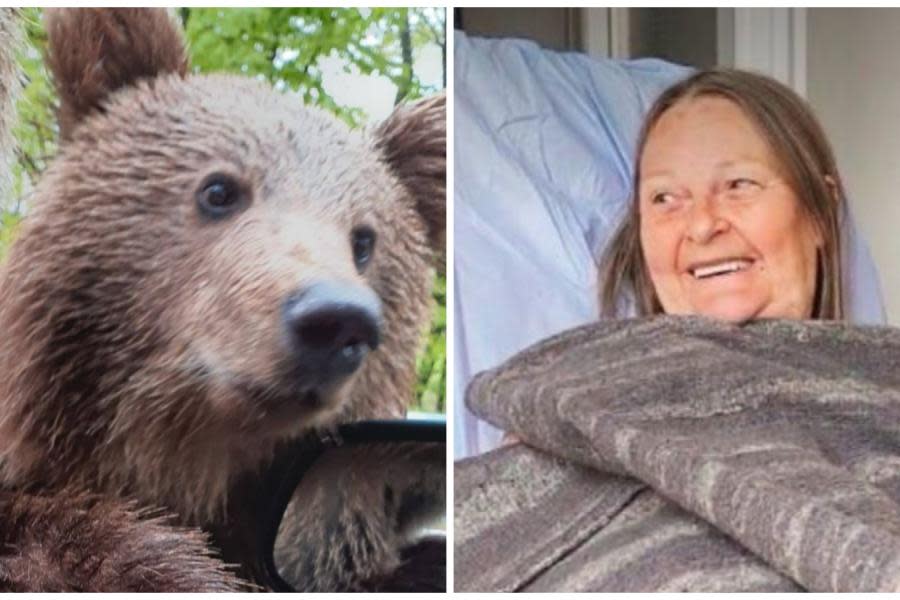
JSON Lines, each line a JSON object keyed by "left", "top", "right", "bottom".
{"left": 395, "top": 8, "right": 413, "bottom": 105}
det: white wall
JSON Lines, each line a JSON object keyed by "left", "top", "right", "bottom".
{"left": 807, "top": 9, "right": 900, "bottom": 324}
{"left": 628, "top": 8, "right": 718, "bottom": 68}
{"left": 458, "top": 8, "right": 579, "bottom": 51}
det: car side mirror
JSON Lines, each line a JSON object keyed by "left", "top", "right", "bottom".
{"left": 257, "top": 419, "right": 446, "bottom": 592}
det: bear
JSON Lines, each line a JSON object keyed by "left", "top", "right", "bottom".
{"left": 0, "top": 7, "right": 445, "bottom": 592}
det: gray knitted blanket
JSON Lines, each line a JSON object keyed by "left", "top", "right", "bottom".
{"left": 455, "top": 316, "right": 900, "bottom": 592}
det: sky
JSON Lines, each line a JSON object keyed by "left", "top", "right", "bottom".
{"left": 319, "top": 26, "right": 445, "bottom": 123}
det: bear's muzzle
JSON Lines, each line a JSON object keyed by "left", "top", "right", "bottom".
{"left": 282, "top": 280, "right": 382, "bottom": 385}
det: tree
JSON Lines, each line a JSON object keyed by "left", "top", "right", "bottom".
{"left": 10, "top": 7, "right": 55, "bottom": 207}
{"left": 180, "top": 8, "right": 444, "bottom": 126}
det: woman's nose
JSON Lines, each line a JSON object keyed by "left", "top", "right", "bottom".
{"left": 686, "top": 197, "right": 729, "bottom": 243}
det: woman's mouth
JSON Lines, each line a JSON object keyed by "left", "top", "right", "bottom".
{"left": 689, "top": 258, "right": 755, "bottom": 280}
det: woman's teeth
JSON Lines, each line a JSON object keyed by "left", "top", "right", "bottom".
{"left": 691, "top": 259, "right": 753, "bottom": 279}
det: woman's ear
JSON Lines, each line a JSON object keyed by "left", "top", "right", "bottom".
{"left": 823, "top": 174, "right": 840, "bottom": 202}
{"left": 811, "top": 222, "right": 826, "bottom": 250}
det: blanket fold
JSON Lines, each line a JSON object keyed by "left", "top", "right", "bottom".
{"left": 459, "top": 316, "right": 900, "bottom": 592}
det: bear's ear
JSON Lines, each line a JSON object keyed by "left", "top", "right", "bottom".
{"left": 44, "top": 8, "right": 189, "bottom": 141}
{"left": 375, "top": 93, "right": 446, "bottom": 257}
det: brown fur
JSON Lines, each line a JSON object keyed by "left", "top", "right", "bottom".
{"left": 0, "top": 8, "right": 444, "bottom": 591}
{"left": 0, "top": 491, "right": 246, "bottom": 592}
{"left": 45, "top": 8, "right": 188, "bottom": 141}
{"left": 274, "top": 442, "right": 445, "bottom": 591}
{"left": 376, "top": 94, "right": 447, "bottom": 253}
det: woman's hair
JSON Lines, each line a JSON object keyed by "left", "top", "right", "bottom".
{"left": 599, "top": 68, "right": 846, "bottom": 320}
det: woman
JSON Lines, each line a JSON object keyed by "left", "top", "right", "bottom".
{"left": 458, "top": 69, "right": 900, "bottom": 593}
{"left": 501, "top": 69, "right": 846, "bottom": 449}
{"left": 600, "top": 68, "right": 845, "bottom": 322}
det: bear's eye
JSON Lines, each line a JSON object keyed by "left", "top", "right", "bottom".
{"left": 351, "top": 226, "right": 377, "bottom": 273}
{"left": 196, "top": 174, "right": 244, "bottom": 219}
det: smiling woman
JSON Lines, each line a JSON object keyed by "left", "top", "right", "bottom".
{"left": 455, "top": 21, "right": 900, "bottom": 595}
{"left": 600, "top": 68, "right": 846, "bottom": 322}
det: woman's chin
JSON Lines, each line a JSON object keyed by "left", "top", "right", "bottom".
{"left": 688, "top": 299, "right": 764, "bottom": 324}
{"left": 664, "top": 293, "right": 810, "bottom": 323}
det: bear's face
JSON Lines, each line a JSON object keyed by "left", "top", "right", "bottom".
{"left": 53, "top": 74, "right": 428, "bottom": 434}
{"left": 0, "top": 9, "right": 444, "bottom": 521}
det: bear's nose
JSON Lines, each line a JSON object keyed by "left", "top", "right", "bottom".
{"left": 282, "top": 281, "right": 382, "bottom": 381}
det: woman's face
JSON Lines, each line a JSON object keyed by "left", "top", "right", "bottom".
{"left": 638, "top": 96, "right": 822, "bottom": 323}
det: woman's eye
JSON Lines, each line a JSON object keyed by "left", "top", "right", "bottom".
{"left": 197, "top": 174, "right": 244, "bottom": 218}
{"left": 728, "top": 178, "right": 759, "bottom": 191}
{"left": 650, "top": 192, "right": 676, "bottom": 206}
{"left": 351, "top": 226, "right": 377, "bottom": 273}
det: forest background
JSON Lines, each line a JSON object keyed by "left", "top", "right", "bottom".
{"left": 0, "top": 7, "right": 446, "bottom": 413}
